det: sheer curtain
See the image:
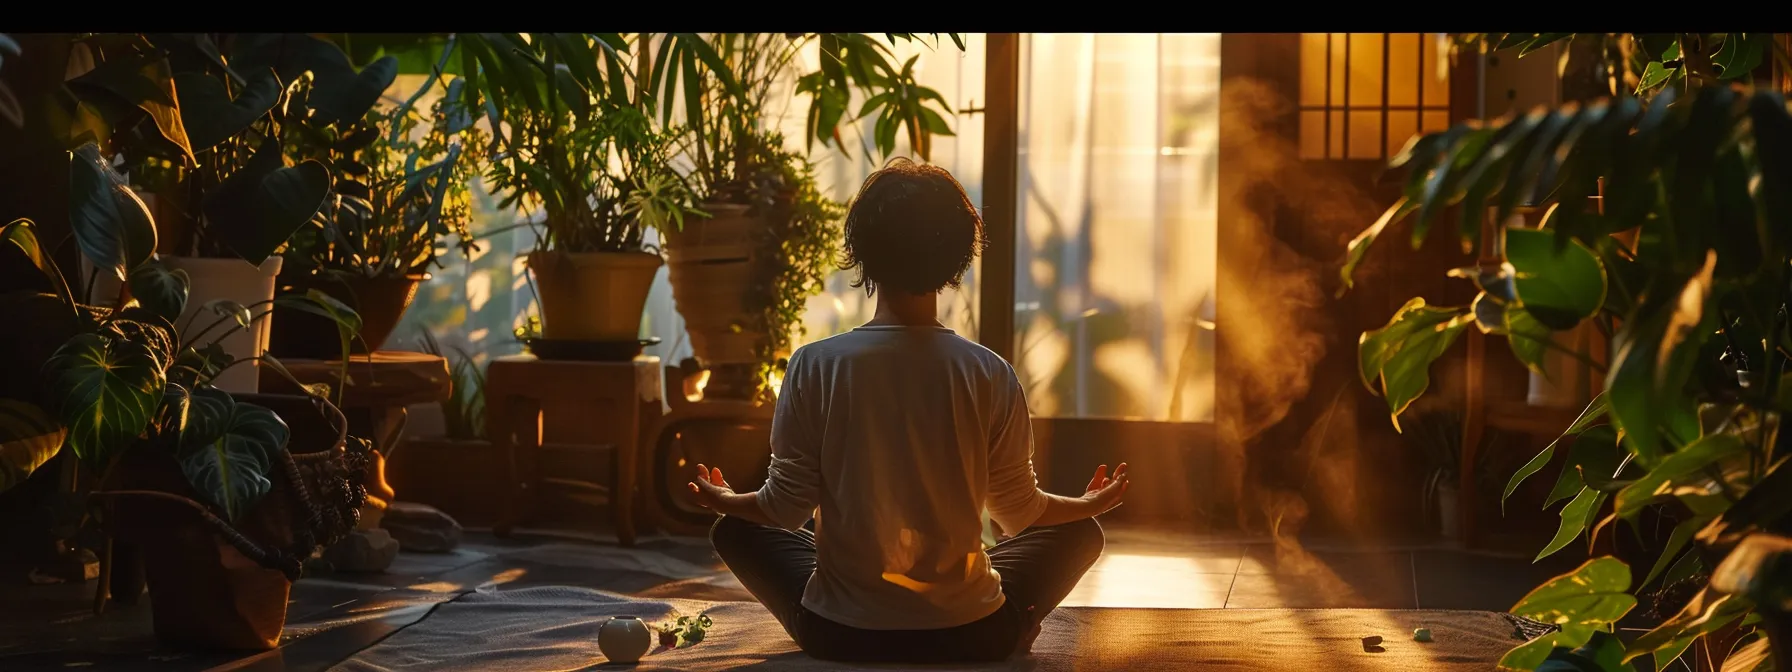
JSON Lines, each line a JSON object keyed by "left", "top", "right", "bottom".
{"left": 1014, "top": 34, "right": 1220, "bottom": 422}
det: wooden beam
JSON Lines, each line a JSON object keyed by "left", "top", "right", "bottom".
{"left": 978, "top": 33, "right": 1020, "bottom": 363}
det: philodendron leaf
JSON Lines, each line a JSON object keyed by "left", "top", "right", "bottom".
{"left": 126, "top": 259, "right": 189, "bottom": 324}
{"left": 0, "top": 399, "right": 66, "bottom": 493}
{"left": 1501, "top": 557, "right": 1637, "bottom": 670}
{"left": 178, "top": 388, "right": 288, "bottom": 521}
{"left": 1614, "top": 433, "right": 1746, "bottom": 520}
{"left": 1537, "top": 487, "right": 1606, "bottom": 562}
{"left": 1505, "top": 304, "right": 1552, "bottom": 374}
{"left": 174, "top": 69, "right": 280, "bottom": 151}
{"left": 1513, "top": 556, "right": 1637, "bottom": 625}
{"left": 44, "top": 332, "right": 167, "bottom": 473}
{"left": 1506, "top": 228, "right": 1606, "bottom": 330}
{"left": 1358, "top": 298, "right": 1473, "bottom": 430}
{"left": 68, "top": 143, "right": 157, "bottom": 281}
{"left": 1339, "top": 197, "right": 1417, "bottom": 293}
{"left": 65, "top": 52, "right": 193, "bottom": 161}
{"left": 1504, "top": 392, "right": 1610, "bottom": 512}
{"left": 1544, "top": 425, "right": 1624, "bottom": 509}
{"left": 1608, "top": 251, "right": 1717, "bottom": 466}
{"left": 202, "top": 136, "right": 330, "bottom": 265}
{"left": 1534, "top": 630, "right": 1626, "bottom": 672}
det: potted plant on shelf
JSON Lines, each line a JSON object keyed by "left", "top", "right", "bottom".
{"left": 0, "top": 146, "right": 367, "bottom": 650}
{"left": 652, "top": 33, "right": 962, "bottom": 399}
{"left": 271, "top": 50, "right": 485, "bottom": 359}
{"left": 463, "top": 33, "right": 702, "bottom": 350}
{"left": 1344, "top": 32, "right": 1792, "bottom": 671}
{"left": 382, "top": 328, "right": 496, "bottom": 526}
{"left": 56, "top": 33, "right": 374, "bottom": 393}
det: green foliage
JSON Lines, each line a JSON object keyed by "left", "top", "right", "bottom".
{"left": 0, "top": 399, "right": 66, "bottom": 493}
{"left": 177, "top": 388, "right": 289, "bottom": 521}
{"left": 1342, "top": 36, "right": 1792, "bottom": 669}
{"left": 419, "top": 329, "right": 485, "bottom": 441}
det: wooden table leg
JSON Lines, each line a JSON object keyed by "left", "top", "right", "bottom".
{"left": 494, "top": 395, "right": 543, "bottom": 537}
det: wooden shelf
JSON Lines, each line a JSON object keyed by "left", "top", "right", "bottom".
{"left": 1485, "top": 401, "right": 1583, "bottom": 437}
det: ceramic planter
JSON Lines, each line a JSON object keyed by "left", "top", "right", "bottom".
{"left": 526, "top": 250, "right": 661, "bottom": 342}
{"left": 598, "top": 615, "right": 653, "bottom": 664}
{"left": 663, "top": 203, "right": 791, "bottom": 398}
{"left": 162, "top": 256, "right": 283, "bottom": 395}
{"left": 268, "top": 272, "right": 428, "bottom": 359}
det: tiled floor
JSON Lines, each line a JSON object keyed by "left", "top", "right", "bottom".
{"left": 1062, "top": 524, "right": 1586, "bottom": 611}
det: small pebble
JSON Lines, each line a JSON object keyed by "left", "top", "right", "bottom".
{"left": 1361, "top": 635, "right": 1383, "bottom": 647}
{"left": 1413, "top": 628, "right": 1433, "bottom": 643}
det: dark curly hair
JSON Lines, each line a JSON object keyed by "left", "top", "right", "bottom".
{"left": 840, "top": 158, "right": 986, "bottom": 297}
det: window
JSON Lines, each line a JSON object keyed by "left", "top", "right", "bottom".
{"left": 1013, "top": 34, "right": 1219, "bottom": 422}
{"left": 1298, "top": 33, "right": 1451, "bottom": 161}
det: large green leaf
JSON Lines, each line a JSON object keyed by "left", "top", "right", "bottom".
{"left": 1501, "top": 557, "right": 1637, "bottom": 669}
{"left": 1537, "top": 487, "right": 1606, "bottom": 562}
{"left": 1504, "top": 392, "right": 1609, "bottom": 512}
{"left": 0, "top": 219, "right": 72, "bottom": 303}
{"left": 68, "top": 143, "right": 157, "bottom": 282}
{"left": 1607, "top": 251, "right": 1716, "bottom": 465}
{"left": 201, "top": 136, "right": 331, "bottom": 265}
{"left": 43, "top": 332, "right": 166, "bottom": 472}
{"left": 1624, "top": 589, "right": 1753, "bottom": 667}
{"left": 1506, "top": 228, "right": 1606, "bottom": 330}
{"left": 0, "top": 399, "right": 65, "bottom": 493}
{"left": 1545, "top": 425, "right": 1624, "bottom": 509}
{"left": 1511, "top": 556, "right": 1637, "bottom": 626}
{"left": 1614, "top": 433, "right": 1746, "bottom": 520}
{"left": 177, "top": 388, "right": 288, "bottom": 521}
{"left": 1339, "top": 197, "right": 1417, "bottom": 292}
{"left": 1505, "top": 304, "right": 1552, "bottom": 373}
{"left": 229, "top": 34, "right": 399, "bottom": 125}
{"left": 1534, "top": 630, "right": 1626, "bottom": 672}
{"left": 1641, "top": 514, "right": 1711, "bottom": 590}
{"left": 65, "top": 52, "right": 193, "bottom": 161}
{"left": 174, "top": 70, "right": 280, "bottom": 151}
{"left": 1358, "top": 298, "right": 1473, "bottom": 430}
{"left": 126, "top": 259, "right": 189, "bottom": 324}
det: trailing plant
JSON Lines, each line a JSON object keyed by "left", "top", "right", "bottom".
{"left": 1339, "top": 37, "right": 1792, "bottom": 670}
{"left": 281, "top": 57, "right": 487, "bottom": 279}
{"left": 653, "top": 610, "right": 713, "bottom": 650}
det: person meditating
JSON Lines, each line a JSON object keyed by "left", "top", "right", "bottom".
{"left": 686, "top": 158, "right": 1130, "bottom": 664}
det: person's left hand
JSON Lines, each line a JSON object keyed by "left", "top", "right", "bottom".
{"left": 686, "top": 464, "right": 734, "bottom": 511}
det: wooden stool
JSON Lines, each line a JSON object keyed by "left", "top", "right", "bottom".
{"left": 486, "top": 355, "right": 665, "bottom": 546}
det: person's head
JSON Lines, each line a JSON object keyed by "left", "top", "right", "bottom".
{"left": 840, "top": 158, "right": 985, "bottom": 297}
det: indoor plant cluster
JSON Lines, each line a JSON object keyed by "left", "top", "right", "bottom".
{"left": 351, "top": 32, "right": 963, "bottom": 398}
{"left": 0, "top": 32, "right": 381, "bottom": 651}
{"left": 1343, "top": 33, "right": 1792, "bottom": 672}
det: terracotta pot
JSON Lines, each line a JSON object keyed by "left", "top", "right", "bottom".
{"left": 663, "top": 203, "right": 777, "bottom": 369}
{"left": 527, "top": 250, "right": 661, "bottom": 341}
{"left": 268, "top": 272, "right": 427, "bottom": 359}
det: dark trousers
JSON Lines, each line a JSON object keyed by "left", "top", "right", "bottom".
{"left": 710, "top": 515, "right": 1105, "bottom": 664}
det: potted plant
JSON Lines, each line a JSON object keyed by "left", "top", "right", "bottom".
{"left": 1343, "top": 33, "right": 1792, "bottom": 671}
{"left": 652, "top": 33, "right": 962, "bottom": 399}
{"left": 0, "top": 150, "right": 366, "bottom": 650}
{"left": 451, "top": 33, "right": 701, "bottom": 347}
{"left": 1404, "top": 411, "right": 1507, "bottom": 540}
{"left": 55, "top": 33, "right": 369, "bottom": 392}
{"left": 271, "top": 46, "right": 485, "bottom": 358}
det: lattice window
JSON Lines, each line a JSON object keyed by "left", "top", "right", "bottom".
{"left": 1298, "top": 33, "right": 1452, "bottom": 160}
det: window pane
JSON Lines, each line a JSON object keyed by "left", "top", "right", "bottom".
{"left": 1329, "top": 110, "right": 1345, "bottom": 158}
{"left": 1347, "top": 110, "right": 1382, "bottom": 160}
{"left": 1422, "top": 110, "right": 1451, "bottom": 134}
{"left": 1386, "top": 110, "right": 1418, "bottom": 159}
{"left": 1299, "top": 33, "right": 1328, "bottom": 107}
{"left": 1015, "top": 33, "right": 1218, "bottom": 421}
{"left": 1300, "top": 110, "right": 1327, "bottom": 160}
{"left": 1388, "top": 33, "right": 1419, "bottom": 108}
{"left": 1329, "top": 34, "right": 1346, "bottom": 107}
{"left": 1347, "top": 33, "right": 1383, "bottom": 108}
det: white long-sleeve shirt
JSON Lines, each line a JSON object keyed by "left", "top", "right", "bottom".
{"left": 754, "top": 325, "right": 1049, "bottom": 631}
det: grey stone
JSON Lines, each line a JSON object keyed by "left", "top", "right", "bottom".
{"left": 382, "top": 501, "right": 463, "bottom": 553}
{"left": 323, "top": 528, "right": 401, "bottom": 572}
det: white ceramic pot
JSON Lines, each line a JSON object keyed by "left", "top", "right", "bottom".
{"left": 164, "top": 256, "right": 283, "bottom": 395}
{"left": 598, "top": 615, "right": 653, "bottom": 664}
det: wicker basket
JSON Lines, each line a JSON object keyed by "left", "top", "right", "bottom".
{"left": 94, "top": 393, "right": 373, "bottom": 650}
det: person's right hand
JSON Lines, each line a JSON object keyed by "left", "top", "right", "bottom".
{"left": 1082, "top": 463, "right": 1130, "bottom": 515}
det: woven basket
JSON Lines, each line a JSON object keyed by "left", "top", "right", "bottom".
{"left": 94, "top": 393, "right": 373, "bottom": 650}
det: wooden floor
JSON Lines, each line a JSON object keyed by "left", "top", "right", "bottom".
{"left": 1062, "top": 524, "right": 1585, "bottom": 611}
